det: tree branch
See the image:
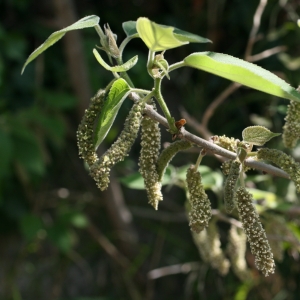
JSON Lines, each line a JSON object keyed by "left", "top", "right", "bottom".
{"left": 142, "top": 101, "right": 290, "bottom": 180}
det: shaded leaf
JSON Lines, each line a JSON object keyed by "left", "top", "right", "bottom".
{"left": 173, "top": 28, "right": 211, "bottom": 44}
{"left": 22, "top": 15, "right": 100, "bottom": 74}
{"left": 94, "top": 78, "right": 131, "bottom": 149}
{"left": 184, "top": 52, "right": 300, "bottom": 102}
{"left": 122, "top": 21, "right": 138, "bottom": 37}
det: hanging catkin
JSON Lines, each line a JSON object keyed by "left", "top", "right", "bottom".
{"left": 139, "top": 101, "right": 163, "bottom": 210}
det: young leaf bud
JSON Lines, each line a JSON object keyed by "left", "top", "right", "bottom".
{"left": 77, "top": 89, "right": 106, "bottom": 166}
{"left": 236, "top": 187, "right": 275, "bottom": 276}
{"left": 227, "top": 226, "right": 251, "bottom": 281}
{"left": 157, "top": 140, "right": 192, "bottom": 182}
{"left": 139, "top": 102, "right": 163, "bottom": 210}
{"left": 192, "top": 220, "right": 230, "bottom": 275}
{"left": 186, "top": 165, "right": 212, "bottom": 233}
{"left": 257, "top": 148, "right": 300, "bottom": 193}
{"left": 224, "top": 160, "right": 241, "bottom": 213}
{"left": 90, "top": 100, "right": 145, "bottom": 191}
{"left": 283, "top": 100, "right": 300, "bottom": 148}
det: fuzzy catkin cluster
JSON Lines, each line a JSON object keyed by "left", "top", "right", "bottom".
{"left": 215, "top": 135, "right": 237, "bottom": 152}
{"left": 157, "top": 140, "right": 192, "bottom": 181}
{"left": 221, "top": 160, "right": 233, "bottom": 176}
{"left": 257, "top": 148, "right": 300, "bottom": 193}
{"left": 139, "top": 102, "right": 163, "bottom": 210}
{"left": 77, "top": 89, "right": 105, "bottom": 166}
{"left": 283, "top": 100, "right": 300, "bottom": 148}
{"left": 227, "top": 226, "right": 251, "bottom": 281}
{"left": 224, "top": 160, "right": 241, "bottom": 213}
{"left": 186, "top": 165, "right": 212, "bottom": 233}
{"left": 192, "top": 221, "right": 230, "bottom": 275}
{"left": 90, "top": 101, "right": 145, "bottom": 191}
{"left": 236, "top": 187, "right": 275, "bottom": 276}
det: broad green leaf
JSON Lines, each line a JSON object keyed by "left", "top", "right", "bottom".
{"left": 242, "top": 126, "right": 281, "bottom": 146}
{"left": 184, "top": 52, "right": 300, "bottom": 102}
{"left": 94, "top": 78, "right": 131, "bottom": 149}
{"left": 21, "top": 15, "right": 100, "bottom": 74}
{"left": 136, "top": 17, "right": 188, "bottom": 51}
{"left": 123, "top": 20, "right": 211, "bottom": 44}
{"left": 93, "top": 49, "right": 138, "bottom": 72}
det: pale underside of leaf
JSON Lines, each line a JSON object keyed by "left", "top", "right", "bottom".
{"left": 242, "top": 126, "right": 281, "bottom": 146}
{"left": 94, "top": 78, "right": 131, "bottom": 149}
{"left": 184, "top": 52, "right": 300, "bottom": 102}
{"left": 93, "top": 49, "right": 138, "bottom": 72}
{"left": 22, "top": 15, "right": 100, "bottom": 74}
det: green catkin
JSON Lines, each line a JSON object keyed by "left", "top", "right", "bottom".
{"left": 224, "top": 160, "right": 241, "bottom": 213}
{"left": 192, "top": 220, "right": 230, "bottom": 275}
{"left": 90, "top": 100, "right": 145, "bottom": 191}
{"left": 186, "top": 165, "right": 212, "bottom": 233}
{"left": 77, "top": 89, "right": 106, "bottom": 166}
{"left": 257, "top": 148, "right": 300, "bottom": 193}
{"left": 236, "top": 187, "right": 275, "bottom": 276}
{"left": 221, "top": 160, "right": 233, "bottom": 176}
{"left": 282, "top": 100, "right": 300, "bottom": 148}
{"left": 227, "top": 226, "right": 251, "bottom": 281}
{"left": 215, "top": 135, "right": 237, "bottom": 152}
{"left": 139, "top": 102, "right": 163, "bottom": 210}
{"left": 157, "top": 140, "right": 192, "bottom": 182}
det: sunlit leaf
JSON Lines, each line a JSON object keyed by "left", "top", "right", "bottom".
{"left": 123, "top": 19, "right": 211, "bottom": 44}
{"left": 93, "top": 49, "right": 138, "bottom": 72}
{"left": 22, "top": 15, "right": 100, "bottom": 74}
{"left": 184, "top": 52, "right": 300, "bottom": 102}
{"left": 94, "top": 78, "right": 131, "bottom": 149}
{"left": 136, "top": 17, "right": 188, "bottom": 51}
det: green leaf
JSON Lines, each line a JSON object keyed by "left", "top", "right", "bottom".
{"left": 93, "top": 49, "right": 138, "bottom": 72}
{"left": 21, "top": 15, "right": 100, "bottom": 74}
{"left": 173, "top": 28, "right": 211, "bottom": 44}
{"left": 136, "top": 17, "right": 188, "bottom": 51}
{"left": 123, "top": 20, "right": 211, "bottom": 44}
{"left": 242, "top": 126, "right": 281, "bottom": 146}
{"left": 122, "top": 21, "right": 138, "bottom": 37}
{"left": 94, "top": 78, "right": 131, "bottom": 149}
{"left": 184, "top": 52, "right": 300, "bottom": 102}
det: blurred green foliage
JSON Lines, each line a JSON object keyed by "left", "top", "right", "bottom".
{"left": 1, "top": 0, "right": 300, "bottom": 300}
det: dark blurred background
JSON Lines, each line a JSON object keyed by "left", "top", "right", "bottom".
{"left": 1, "top": 0, "right": 300, "bottom": 299}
